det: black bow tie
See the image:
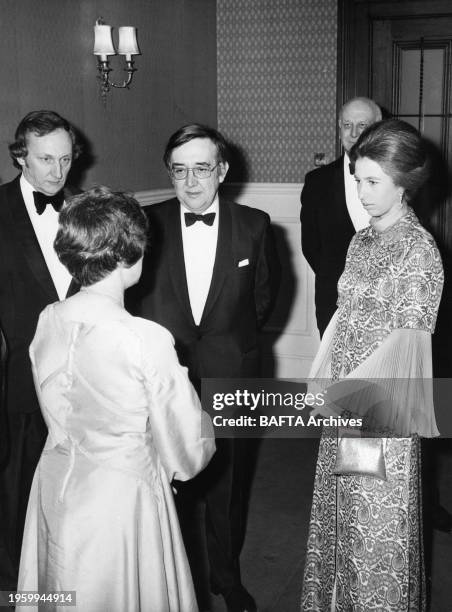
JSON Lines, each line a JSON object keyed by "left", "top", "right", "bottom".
{"left": 184, "top": 212, "right": 216, "bottom": 227}
{"left": 33, "top": 190, "right": 65, "bottom": 215}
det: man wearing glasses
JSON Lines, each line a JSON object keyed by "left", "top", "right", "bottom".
{"left": 131, "top": 124, "right": 280, "bottom": 612}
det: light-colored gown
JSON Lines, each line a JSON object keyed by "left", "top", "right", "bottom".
{"left": 301, "top": 209, "right": 443, "bottom": 611}
{"left": 18, "top": 297, "right": 216, "bottom": 612}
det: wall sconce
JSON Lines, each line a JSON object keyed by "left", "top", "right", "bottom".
{"left": 93, "top": 18, "right": 140, "bottom": 101}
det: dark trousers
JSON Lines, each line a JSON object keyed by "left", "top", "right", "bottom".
{"left": 0, "top": 410, "right": 47, "bottom": 590}
{"left": 176, "top": 437, "right": 254, "bottom": 597}
{"left": 204, "top": 438, "right": 250, "bottom": 594}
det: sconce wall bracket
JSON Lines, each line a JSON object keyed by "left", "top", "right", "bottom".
{"left": 94, "top": 17, "right": 140, "bottom": 105}
{"left": 97, "top": 59, "right": 137, "bottom": 102}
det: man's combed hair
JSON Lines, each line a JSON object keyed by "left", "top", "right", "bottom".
{"left": 54, "top": 186, "right": 148, "bottom": 287}
{"left": 349, "top": 119, "right": 430, "bottom": 201}
{"left": 9, "top": 110, "right": 82, "bottom": 168}
{"left": 163, "top": 123, "right": 229, "bottom": 168}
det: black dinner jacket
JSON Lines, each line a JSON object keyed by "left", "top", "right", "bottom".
{"left": 130, "top": 197, "right": 281, "bottom": 384}
{"left": 0, "top": 176, "right": 78, "bottom": 414}
{"left": 300, "top": 156, "right": 356, "bottom": 335}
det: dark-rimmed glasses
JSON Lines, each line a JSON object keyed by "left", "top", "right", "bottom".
{"left": 170, "top": 163, "right": 219, "bottom": 180}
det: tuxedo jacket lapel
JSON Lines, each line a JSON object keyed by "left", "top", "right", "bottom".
{"left": 165, "top": 202, "right": 195, "bottom": 326}
{"left": 8, "top": 178, "right": 59, "bottom": 302}
{"left": 201, "top": 199, "right": 231, "bottom": 323}
{"left": 66, "top": 278, "right": 80, "bottom": 297}
{"left": 333, "top": 156, "right": 355, "bottom": 233}
{"left": 333, "top": 156, "right": 347, "bottom": 215}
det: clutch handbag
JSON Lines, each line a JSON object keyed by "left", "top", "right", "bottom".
{"left": 333, "top": 433, "right": 387, "bottom": 481}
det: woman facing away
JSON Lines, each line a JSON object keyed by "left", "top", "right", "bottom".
{"left": 301, "top": 120, "right": 443, "bottom": 611}
{"left": 18, "top": 187, "right": 216, "bottom": 612}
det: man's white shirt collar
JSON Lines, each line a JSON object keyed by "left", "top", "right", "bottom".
{"left": 180, "top": 197, "right": 219, "bottom": 325}
{"left": 20, "top": 174, "right": 72, "bottom": 300}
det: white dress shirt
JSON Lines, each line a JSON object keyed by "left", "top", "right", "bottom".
{"left": 21, "top": 175, "right": 72, "bottom": 300}
{"left": 343, "top": 153, "right": 370, "bottom": 232}
{"left": 180, "top": 198, "right": 219, "bottom": 325}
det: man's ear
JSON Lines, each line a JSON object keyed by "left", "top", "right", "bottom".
{"left": 16, "top": 157, "right": 26, "bottom": 167}
{"left": 218, "top": 161, "right": 229, "bottom": 184}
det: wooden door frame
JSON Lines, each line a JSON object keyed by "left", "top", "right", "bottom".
{"left": 337, "top": 0, "right": 452, "bottom": 155}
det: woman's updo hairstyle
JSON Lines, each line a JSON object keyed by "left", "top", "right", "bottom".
{"left": 55, "top": 186, "right": 148, "bottom": 287}
{"left": 349, "top": 119, "right": 430, "bottom": 202}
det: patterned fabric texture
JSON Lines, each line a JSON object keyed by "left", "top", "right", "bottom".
{"left": 301, "top": 209, "right": 444, "bottom": 611}
{"left": 331, "top": 209, "right": 443, "bottom": 380}
{"left": 302, "top": 434, "right": 424, "bottom": 611}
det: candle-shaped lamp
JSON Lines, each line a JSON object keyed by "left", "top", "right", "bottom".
{"left": 118, "top": 27, "right": 140, "bottom": 62}
{"left": 93, "top": 23, "right": 116, "bottom": 62}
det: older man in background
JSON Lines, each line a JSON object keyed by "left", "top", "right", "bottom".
{"left": 300, "top": 96, "right": 382, "bottom": 336}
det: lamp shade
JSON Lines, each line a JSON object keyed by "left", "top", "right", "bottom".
{"left": 118, "top": 27, "right": 140, "bottom": 58}
{"left": 93, "top": 24, "right": 116, "bottom": 58}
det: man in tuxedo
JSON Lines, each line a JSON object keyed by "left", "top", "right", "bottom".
{"left": 133, "top": 124, "right": 280, "bottom": 612}
{"left": 0, "top": 110, "right": 81, "bottom": 589}
{"left": 300, "top": 97, "right": 381, "bottom": 336}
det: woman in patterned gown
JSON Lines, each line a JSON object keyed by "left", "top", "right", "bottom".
{"left": 301, "top": 120, "right": 443, "bottom": 611}
{"left": 18, "top": 187, "right": 216, "bottom": 611}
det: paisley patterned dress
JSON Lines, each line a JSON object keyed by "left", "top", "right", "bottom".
{"left": 301, "top": 209, "right": 443, "bottom": 611}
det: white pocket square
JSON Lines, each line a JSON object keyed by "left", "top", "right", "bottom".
{"left": 238, "top": 259, "right": 249, "bottom": 268}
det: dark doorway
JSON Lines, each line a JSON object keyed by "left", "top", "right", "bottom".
{"left": 338, "top": 0, "right": 452, "bottom": 251}
{"left": 338, "top": 0, "right": 452, "bottom": 375}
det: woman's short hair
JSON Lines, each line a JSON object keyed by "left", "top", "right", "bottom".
{"left": 163, "top": 123, "right": 229, "bottom": 168}
{"left": 55, "top": 186, "right": 148, "bottom": 287}
{"left": 9, "top": 110, "right": 82, "bottom": 169}
{"left": 349, "top": 119, "right": 430, "bottom": 201}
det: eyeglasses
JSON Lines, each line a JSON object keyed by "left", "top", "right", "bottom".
{"left": 170, "top": 163, "right": 219, "bottom": 180}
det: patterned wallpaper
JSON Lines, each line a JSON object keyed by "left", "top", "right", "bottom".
{"left": 217, "top": 0, "right": 337, "bottom": 183}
